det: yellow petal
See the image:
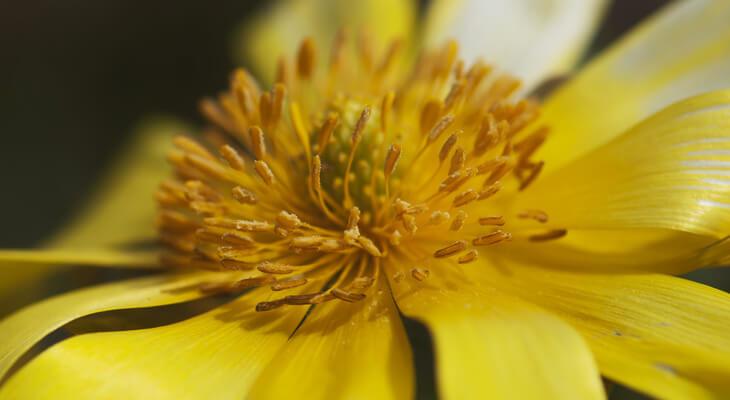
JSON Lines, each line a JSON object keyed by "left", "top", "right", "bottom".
{"left": 249, "top": 278, "right": 413, "bottom": 400}
{"left": 494, "top": 229, "right": 727, "bottom": 274}
{"left": 0, "top": 118, "right": 181, "bottom": 314}
{"left": 0, "top": 249, "right": 158, "bottom": 268}
{"left": 389, "top": 262, "right": 605, "bottom": 400}
{"left": 0, "top": 288, "right": 306, "bottom": 399}
{"left": 235, "top": 0, "right": 415, "bottom": 84}
{"left": 516, "top": 90, "right": 730, "bottom": 238}
{"left": 496, "top": 262, "right": 730, "bottom": 399}
{"left": 539, "top": 1, "right": 730, "bottom": 172}
{"left": 423, "top": 0, "right": 607, "bottom": 90}
{"left": 48, "top": 117, "right": 182, "bottom": 249}
{"left": 0, "top": 287, "right": 310, "bottom": 400}
{"left": 0, "top": 271, "right": 217, "bottom": 380}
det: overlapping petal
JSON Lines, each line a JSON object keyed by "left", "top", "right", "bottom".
{"left": 249, "top": 277, "right": 413, "bottom": 400}
{"left": 388, "top": 261, "right": 605, "bottom": 400}
{"left": 0, "top": 119, "right": 181, "bottom": 313}
{"left": 423, "top": 0, "right": 607, "bottom": 91}
{"left": 0, "top": 271, "right": 218, "bottom": 381}
{"left": 491, "top": 260, "right": 730, "bottom": 399}
{"left": 515, "top": 91, "right": 730, "bottom": 240}
{"left": 538, "top": 0, "right": 730, "bottom": 172}
{"left": 0, "top": 287, "right": 309, "bottom": 400}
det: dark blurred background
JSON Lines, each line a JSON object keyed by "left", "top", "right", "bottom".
{"left": 0, "top": 0, "right": 667, "bottom": 247}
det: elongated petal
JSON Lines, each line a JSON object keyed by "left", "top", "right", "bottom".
{"left": 0, "top": 119, "right": 181, "bottom": 314}
{"left": 515, "top": 91, "right": 730, "bottom": 239}
{"left": 0, "top": 271, "right": 218, "bottom": 380}
{"left": 249, "top": 278, "right": 413, "bottom": 400}
{"left": 493, "top": 229, "right": 728, "bottom": 274}
{"left": 0, "top": 286, "right": 310, "bottom": 400}
{"left": 494, "top": 262, "right": 730, "bottom": 399}
{"left": 236, "top": 0, "right": 415, "bottom": 84}
{"left": 539, "top": 0, "right": 730, "bottom": 172}
{"left": 0, "top": 249, "right": 158, "bottom": 268}
{"left": 48, "top": 118, "right": 182, "bottom": 248}
{"left": 423, "top": 0, "right": 607, "bottom": 90}
{"left": 389, "top": 263, "right": 604, "bottom": 400}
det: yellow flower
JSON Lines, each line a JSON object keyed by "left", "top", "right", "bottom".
{"left": 2, "top": 1, "right": 730, "bottom": 399}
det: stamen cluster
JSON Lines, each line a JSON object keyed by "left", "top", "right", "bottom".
{"left": 156, "top": 33, "right": 559, "bottom": 311}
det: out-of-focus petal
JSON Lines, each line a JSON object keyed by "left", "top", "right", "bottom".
{"left": 249, "top": 277, "right": 413, "bottom": 400}
{"left": 423, "top": 0, "right": 607, "bottom": 91}
{"left": 0, "top": 287, "right": 310, "bottom": 400}
{"left": 0, "top": 118, "right": 182, "bottom": 314}
{"left": 389, "top": 262, "right": 605, "bottom": 400}
{"left": 0, "top": 271, "right": 219, "bottom": 380}
{"left": 538, "top": 0, "right": 730, "bottom": 172}
{"left": 236, "top": 0, "right": 415, "bottom": 84}
{"left": 48, "top": 117, "right": 183, "bottom": 249}
{"left": 0, "top": 249, "right": 158, "bottom": 268}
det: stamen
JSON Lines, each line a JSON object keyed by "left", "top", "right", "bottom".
{"left": 457, "top": 250, "right": 478, "bottom": 264}
{"left": 384, "top": 144, "right": 401, "bottom": 179}
{"left": 347, "top": 207, "right": 361, "bottom": 230}
{"left": 317, "top": 114, "right": 338, "bottom": 154}
{"left": 249, "top": 126, "right": 267, "bottom": 159}
{"left": 529, "top": 229, "right": 567, "bottom": 242}
{"left": 204, "top": 217, "right": 274, "bottom": 232}
{"left": 219, "top": 145, "right": 246, "bottom": 171}
{"left": 518, "top": 209, "right": 549, "bottom": 223}
{"left": 478, "top": 216, "right": 505, "bottom": 226}
{"left": 276, "top": 211, "right": 302, "bottom": 230}
{"left": 518, "top": 160, "right": 544, "bottom": 191}
{"left": 332, "top": 288, "right": 367, "bottom": 303}
{"left": 428, "top": 114, "right": 454, "bottom": 143}
{"left": 439, "top": 133, "right": 458, "bottom": 162}
{"left": 254, "top": 160, "right": 275, "bottom": 185}
{"left": 257, "top": 262, "right": 295, "bottom": 274}
{"left": 232, "top": 186, "right": 257, "bottom": 204}
{"left": 473, "top": 230, "right": 512, "bottom": 246}
{"left": 285, "top": 293, "right": 321, "bottom": 305}
{"left": 450, "top": 210, "right": 467, "bottom": 231}
{"left": 411, "top": 268, "right": 430, "bottom": 281}
{"left": 449, "top": 147, "right": 466, "bottom": 174}
{"left": 256, "top": 300, "right": 285, "bottom": 312}
{"left": 429, "top": 211, "right": 450, "bottom": 225}
{"left": 174, "top": 136, "right": 215, "bottom": 160}
{"left": 357, "top": 236, "right": 383, "bottom": 257}
{"left": 297, "top": 37, "right": 316, "bottom": 80}
{"left": 453, "top": 189, "right": 478, "bottom": 207}
{"left": 434, "top": 240, "right": 467, "bottom": 258}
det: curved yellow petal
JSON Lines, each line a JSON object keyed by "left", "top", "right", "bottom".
{"left": 48, "top": 117, "right": 183, "bottom": 249}
{"left": 0, "top": 271, "right": 217, "bottom": 380}
{"left": 515, "top": 90, "right": 730, "bottom": 238}
{"left": 249, "top": 277, "right": 413, "bottom": 400}
{"left": 423, "top": 0, "right": 607, "bottom": 90}
{"left": 0, "top": 249, "right": 158, "bottom": 268}
{"left": 494, "top": 262, "right": 730, "bottom": 399}
{"left": 539, "top": 0, "right": 730, "bottom": 172}
{"left": 0, "top": 287, "right": 310, "bottom": 400}
{"left": 493, "top": 229, "right": 728, "bottom": 274}
{"left": 235, "top": 0, "right": 415, "bottom": 84}
{"left": 0, "top": 118, "right": 182, "bottom": 314}
{"left": 389, "top": 262, "right": 605, "bottom": 400}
